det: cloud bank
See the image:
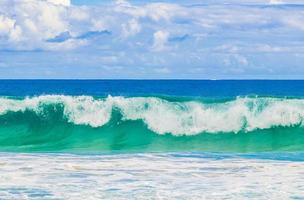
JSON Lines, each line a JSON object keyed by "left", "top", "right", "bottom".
{"left": 1, "top": 0, "right": 304, "bottom": 78}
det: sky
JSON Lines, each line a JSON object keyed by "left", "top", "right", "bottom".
{"left": 0, "top": 0, "right": 304, "bottom": 79}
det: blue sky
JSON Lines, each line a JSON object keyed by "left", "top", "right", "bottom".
{"left": 0, "top": 0, "right": 304, "bottom": 79}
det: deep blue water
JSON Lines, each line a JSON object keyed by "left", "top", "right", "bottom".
{"left": 0, "top": 80, "right": 303, "bottom": 97}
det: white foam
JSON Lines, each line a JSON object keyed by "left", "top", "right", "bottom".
{"left": 0, "top": 95, "right": 112, "bottom": 127}
{"left": 0, "top": 153, "right": 303, "bottom": 199}
{"left": 114, "top": 96, "right": 304, "bottom": 135}
{"left": 1, "top": 95, "right": 304, "bottom": 135}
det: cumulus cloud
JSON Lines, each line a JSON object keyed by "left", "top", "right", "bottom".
{"left": 0, "top": 0, "right": 71, "bottom": 50}
{"left": 0, "top": 15, "right": 22, "bottom": 42}
{"left": 1, "top": 0, "right": 303, "bottom": 52}
{"left": 0, "top": 0, "right": 184, "bottom": 50}
{"left": 152, "top": 30, "right": 170, "bottom": 51}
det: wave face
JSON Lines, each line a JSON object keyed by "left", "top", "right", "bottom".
{"left": 1, "top": 95, "right": 304, "bottom": 152}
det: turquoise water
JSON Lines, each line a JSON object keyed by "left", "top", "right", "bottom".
{"left": 0, "top": 94, "right": 304, "bottom": 153}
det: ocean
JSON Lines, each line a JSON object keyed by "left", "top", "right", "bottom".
{"left": 0, "top": 80, "right": 304, "bottom": 199}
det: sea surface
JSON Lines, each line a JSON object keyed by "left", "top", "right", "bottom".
{"left": 0, "top": 80, "right": 304, "bottom": 199}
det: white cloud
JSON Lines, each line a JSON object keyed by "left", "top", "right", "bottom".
{"left": 46, "top": 39, "right": 87, "bottom": 50}
{"left": 284, "top": 17, "right": 304, "bottom": 31}
{"left": 0, "top": 0, "right": 303, "bottom": 53}
{"left": 0, "top": 16, "right": 14, "bottom": 35}
{"left": 214, "top": 44, "right": 304, "bottom": 54}
{"left": 122, "top": 19, "right": 141, "bottom": 37}
{"left": 214, "top": 45, "right": 240, "bottom": 53}
{"left": 0, "top": 0, "right": 70, "bottom": 49}
{"left": 144, "top": 3, "right": 183, "bottom": 22}
{"left": 0, "top": 15, "right": 22, "bottom": 42}
{"left": 69, "top": 7, "right": 89, "bottom": 21}
{"left": 114, "top": 2, "right": 182, "bottom": 21}
{"left": 269, "top": 0, "right": 283, "bottom": 5}
{"left": 234, "top": 54, "right": 248, "bottom": 66}
{"left": 154, "top": 67, "right": 171, "bottom": 74}
{"left": 224, "top": 54, "right": 248, "bottom": 66}
{"left": 152, "top": 30, "right": 170, "bottom": 51}
{"left": 256, "top": 44, "right": 285, "bottom": 52}
{"left": 2, "top": 0, "right": 304, "bottom": 79}
{"left": 46, "top": 0, "right": 70, "bottom": 6}
{"left": 115, "top": 0, "right": 131, "bottom": 6}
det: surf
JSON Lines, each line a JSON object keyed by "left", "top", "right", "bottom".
{"left": 0, "top": 95, "right": 304, "bottom": 152}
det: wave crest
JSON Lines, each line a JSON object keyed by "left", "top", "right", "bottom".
{"left": 0, "top": 95, "right": 304, "bottom": 135}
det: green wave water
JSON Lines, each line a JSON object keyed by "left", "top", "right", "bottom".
{"left": 0, "top": 95, "right": 304, "bottom": 153}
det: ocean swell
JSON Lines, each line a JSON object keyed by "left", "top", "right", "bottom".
{"left": 0, "top": 95, "right": 304, "bottom": 136}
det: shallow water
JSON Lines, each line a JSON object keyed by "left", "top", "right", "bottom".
{"left": 0, "top": 152, "right": 303, "bottom": 200}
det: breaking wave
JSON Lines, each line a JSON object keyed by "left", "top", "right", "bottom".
{"left": 1, "top": 95, "right": 304, "bottom": 135}
{"left": 1, "top": 95, "right": 304, "bottom": 153}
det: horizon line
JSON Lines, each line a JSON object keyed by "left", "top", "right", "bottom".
{"left": 0, "top": 78, "right": 304, "bottom": 81}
